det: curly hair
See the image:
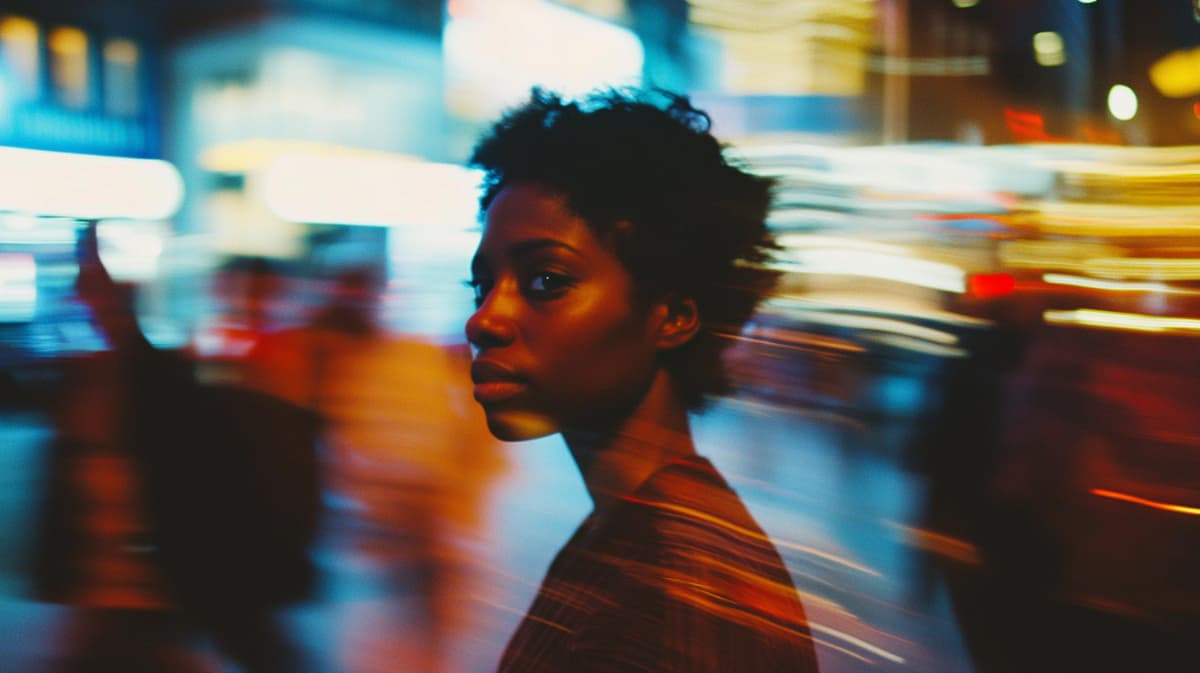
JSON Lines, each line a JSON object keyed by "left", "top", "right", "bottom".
{"left": 469, "top": 88, "right": 780, "bottom": 411}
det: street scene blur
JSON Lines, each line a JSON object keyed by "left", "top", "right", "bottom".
{"left": 1, "top": 0, "right": 1199, "bottom": 671}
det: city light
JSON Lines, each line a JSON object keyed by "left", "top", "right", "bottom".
{"left": 774, "top": 248, "right": 967, "bottom": 294}
{"left": 1033, "top": 31, "right": 1066, "bottom": 67}
{"left": 952, "top": 0, "right": 979, "bottom": 8}
{"left": 1091, "top": 489, "right": 1200, "bottom": 516}
{"left": 0, "top": 146, "right": 183, "bottom": 220}
{"left": 262, "top": 153, "right": 483, "bottom": 229}
{"left": 1044, "top": 308, "right": 1200, "bottom": 333}
{"left": 1148, "top": 48, "right": 1200, "bottom": 98}
{"left": 1108, "top": 84, "right": 1138, "bottom": 120}
{"left": 1042, "top": 274, "right": 1188, "bottom": 294}
{"left": 443, "top": 0, "right": 643, "bottom": 120}
{"left": 95, "top": 219, "right": 166, "bottom": 282}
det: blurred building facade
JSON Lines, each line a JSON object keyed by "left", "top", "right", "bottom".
{"left": 0, "top": 0, "right": 174, "bottom": 383}
{"left": 3, "top": 0, "right": 1200, "bottom": 345}
{"left": 0, "top": 0, "right": 161, "bottom": 157}
{"left": 880, "top": 0, "right": 1200, "bottom": 145}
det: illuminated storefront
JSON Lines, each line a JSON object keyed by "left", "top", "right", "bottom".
{"left": 0, "top": 4, "right": 176, "bottom": 355}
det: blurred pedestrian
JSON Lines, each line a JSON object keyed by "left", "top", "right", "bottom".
{"left": 32, "top": 222, "right": 320, "bottom": 673}
{"left": 260, "top": 266, "right": 503, "bottom": 673}
{"left": 465, "top": 88, "right": 819, "bottom": 673}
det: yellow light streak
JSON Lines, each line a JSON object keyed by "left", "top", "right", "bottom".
{"left": 1044, "top": 309, "right": 1200, "bottom": 334}
{"left": 1042, "top": 273, "right": 1200, "bottom": 294}
{"left": 1091, "top": 488, "right": 1200, "bottom": 516}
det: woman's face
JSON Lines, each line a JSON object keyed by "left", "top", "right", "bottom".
{"left": 466, "top": 182, "right": 662, "bottom": 441}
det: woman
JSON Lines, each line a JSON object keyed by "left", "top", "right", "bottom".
{"left": 466, "top": 89, "right": 820, "bottom": 673}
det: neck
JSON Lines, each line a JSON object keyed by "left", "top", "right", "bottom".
{"left": 563, "top": 369, "right": 697, "bottom": 513}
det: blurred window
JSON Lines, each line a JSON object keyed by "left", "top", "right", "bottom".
{"left": 103, "top": 38, "right": 140, "bottom": 117}
{"left": 0, "top": 16, "right": 40, "bottom": 100}
{"left": 49, "top": 26, "right": 90, "bottom": 109}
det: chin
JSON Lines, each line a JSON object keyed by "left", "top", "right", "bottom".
{"left": 483, "top": 409, "right": 560, "bottom": 442}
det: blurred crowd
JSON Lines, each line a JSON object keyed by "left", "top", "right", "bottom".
{"left": 21, "top": 224, "right": 507, "bottom": 672}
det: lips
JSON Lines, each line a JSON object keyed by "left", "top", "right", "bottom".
{"left": 470, "top": 359, "right": 528, "bottom": 404}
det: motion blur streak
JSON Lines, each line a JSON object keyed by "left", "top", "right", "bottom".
{"left": 772, "top": 538, "right": 882, "bottom": 577}
{"left": 1044, "top": 308, "right": 1200, "bottom": 333}
{"left": 1091, "top": 489, "right": 1200, "bottom": 516}
{"left": 809, "top": 623, "right": 906, "bottom": 665}
{"left": 1042, "top": 273, "right": 1200, "bottom": 295}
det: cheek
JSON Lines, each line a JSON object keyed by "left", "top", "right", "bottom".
{"left": 530, "top": 304, "right": 656, "bottom": 408}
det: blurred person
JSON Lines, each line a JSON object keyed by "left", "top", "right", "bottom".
{"left": 32, "top": 222, "right": 320, "bottom": 673}
{"left": 976, "top": 325, "right": 1198, "bottom": 673}
{"left": 254, "top": 266, "right": 504, "bottom": 673}
{"left": 901, "top": 326, "right": 1034, "bottom": 673}
{"left": 34, "top": 274, "right": 206, "bottom": 673}
{"left": 190, "top": 256, "right": 287, "bottom": 385}
{"left": 465, "top": 89, "right": 819, "bottom": 673}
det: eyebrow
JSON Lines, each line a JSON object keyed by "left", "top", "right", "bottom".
{"left": 472, "top": 238, "right": 581, "bottom": 275}
{"left": 509, "top": 238, "right": 581, "bottom": 258}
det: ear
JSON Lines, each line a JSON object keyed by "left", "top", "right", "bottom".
{"left": 654, "top": 293, "right": 700, "bottom": 351}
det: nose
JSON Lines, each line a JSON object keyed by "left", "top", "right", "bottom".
{"left": 466, "top": 285, "right": 517, "bottom": 350}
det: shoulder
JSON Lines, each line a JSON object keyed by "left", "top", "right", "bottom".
{"left": 554, "top": 459, "right": 818, "bottom": 672}
{"left": 633, "top": 459, "right": 814, "bottom": 645}
{"left": 637, "top": 458, "right": 773, "bottom": 558}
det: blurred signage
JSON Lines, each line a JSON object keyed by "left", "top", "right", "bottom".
{"left": 0, "top": 16, "right": 156, "bottom": 157}
{"left": 189, "top": 44, "right": 443, "bottom": 160}
{"left": 444, "top": 0, "right": 643, "bottom": 121}
{"left": 0, "top": 103, "right": 154, "bottom": 156}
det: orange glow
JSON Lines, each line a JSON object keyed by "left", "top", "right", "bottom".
{"left": 1005, "top": 107, "right": 1053, "bottom": 142}
{"left": 1091, "top": 488, "right": 1200, "bottom": 516}
{"left": 1081, "top": 123, "right": 1123, "bottom": 144}
{"left": 967, "top": 273, "right": 1016, "bottom": 299}
{"left": 1004, "top": 107, "right": 1080, "bottom": 143}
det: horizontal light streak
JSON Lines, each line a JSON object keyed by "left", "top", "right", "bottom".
{"left": 773, "top": 249, "right": 966, "bottom": 293}
{"left": 1091, "top": 488, "right": 1200, "bottom": 516}
{"left": 0, "top": 146, "right": 182, "bottom": 220}
{"left": 789, "top": 310, "right": 961, "bottom": 345}
{"left": 809, "top": 622, "right": 907, "bottom": 665}
{"left": 1042, "top": 273, "right": 1200, "bottom": 294}
{"left": 1044, "top": 309, "right": 1200, "bottom": 333}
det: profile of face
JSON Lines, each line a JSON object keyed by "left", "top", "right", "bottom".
{"left": 466, "top": 183, "right": 667, "bottom": 441}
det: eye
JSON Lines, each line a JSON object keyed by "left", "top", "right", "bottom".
{"left": 526, "top": 272, "right": 571, "bottom": 296}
